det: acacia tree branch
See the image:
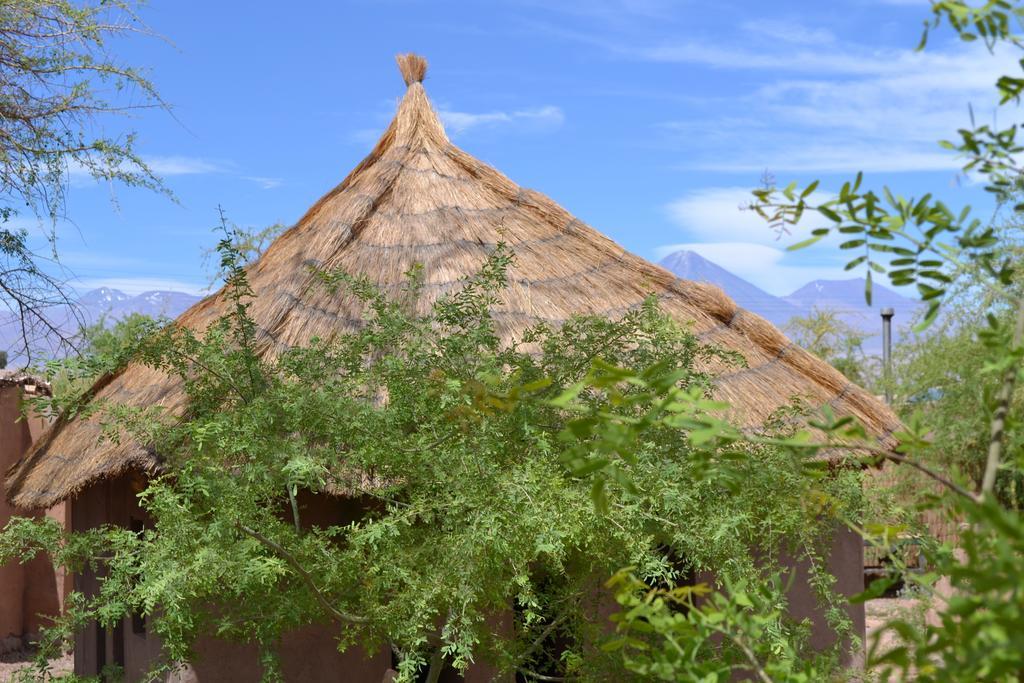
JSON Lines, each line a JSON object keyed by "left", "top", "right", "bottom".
{"left": 491, "top": 615, "right": 570, "bottom": 683}
{"left": 515, "top": 669, "right": 568, "bottom": 682}
{"left": 757, "top": 435, "right": 979, "bottom": 503}
{"left": 710, "top": 625, "right": 774, "bottom": 683}
{"left": 981, "top": 296, "right": 1024, "bottom": 497}
{"left": 521, "top": 616, "right": 566, "bottom": 667}
{"left": 424, "top": 647, "right": 445, "bottom": 683}
{"left": 234, "top": 521, "right": 367, "bottom": 625}
{"left": 864, "top": 447, "right": 979, "bottom": 503}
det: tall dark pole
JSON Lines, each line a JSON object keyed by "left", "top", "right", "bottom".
{"left": 881, "top": 307, "right": 894, "bottom": 404}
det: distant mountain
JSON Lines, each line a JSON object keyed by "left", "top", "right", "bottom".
{"left": 80, "top": 288, "right": 202, "bottom": 323}
{"left": 785, "top": 279, "right": 919, "bottom": 319}
{"left": 1, "top": 258, "right": 928, "bottom": 364}
{"left": 658, "top": 250, "right": 802, "bottom": 327}
{"left": 784, "top": 279, "right": 923, "bottom": 351}
{"left": 79, "top": 286, "right": 132, "bottom": 308}
{"left": 659, "top": 249, "right": 924, "bottom": 354}
{"left": 1, "top": 287, "right": 202, "bottom": 362}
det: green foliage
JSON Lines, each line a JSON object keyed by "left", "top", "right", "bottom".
{"left": 0, "top": 0, "right": 165, "bottom": 215}
{"left": 869, "top": 497, "right": 1024, "bottom": 682}
{"left": 748, "top": 1, "right": 1024, "bottom": 680}
{"left": 38, "top": 312, "right": 165, "bottom": 411}
{"left": 1, "top": 234, "right": 861, "bottom": 682}
{"left": 200, "top": 220, "right": 286, "bottom": 285}
{"left": 18, "top": 1, "right": 1024, "bottom": 680}
{"left": 784, "top": 308, "right": 873, "bottom": 387}
{"left": 605, "top": 571, "right": 826, "bottom": 683}
{"left": 893, "top": 304, "right": 1024, "bottom": 505}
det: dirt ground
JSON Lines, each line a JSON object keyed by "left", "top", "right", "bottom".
{"left": 867, "top": 597, "right": 920, "bottom": 647}
{"left": 866, "top": 597, "right": 926, "bottom": 681}
{"left": 0, "top": 649, "right": 72, "bottom": 682}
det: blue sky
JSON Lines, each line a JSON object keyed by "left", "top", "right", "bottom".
{"left": 33, "top": 0, "right": 1010, "bottom": 297}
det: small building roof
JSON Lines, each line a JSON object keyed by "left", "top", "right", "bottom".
{"left": 0, "top": 369, "right": 51, "bottom": 396}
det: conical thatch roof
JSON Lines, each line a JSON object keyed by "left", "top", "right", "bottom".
{"left": 6, "top": 55, "right": 901, "bottom": 510}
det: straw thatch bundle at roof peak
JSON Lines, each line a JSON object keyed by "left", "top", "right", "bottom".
{"left": 396, "top": 53, "right": 428, "bottom": 86}
{"left": 5, "top": 54, "right": 901, "bottom": 510}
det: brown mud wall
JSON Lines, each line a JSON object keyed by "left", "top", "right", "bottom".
{"left": 0, "top": 383, "right": 67, "bottom": 652}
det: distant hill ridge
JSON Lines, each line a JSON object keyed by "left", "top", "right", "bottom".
{"left": 4, "top": 255, "right": 923, "bottom": 361}
{"left": 657, "top": 250, "right": 802, "bottom": 327}
{"left": 0, "top": 287, "right": 202, "bottom": 361}
{"left": 77, "top": 287, "right": 202, "bottom": 323}
{"left": 658, "top": 249, "right": 922, "bottom": 353}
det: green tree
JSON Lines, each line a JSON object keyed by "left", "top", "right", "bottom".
{"left": 785, "top": 307, "right": 873, "bottom": 387}
{"left": 0, "top": 0, "right": 165, "bottom": 361}
{"left": 200, "top": 221, "right": 286, "bottom": 285}
{"left": 80, "top": 313, "right": 160, "bottom": 360}
{"left": 42, "top": 312, "right": 163, "bottom": 403}
{"left": 894, "top": 308, "right": 1024, "bottom": 506}
{"left": 2, "top": 239, "right": 861, "bottom": 682}
{"left": 888, "top": 209, "right": 1024, "bottom": 506}
{"left": 14, "top": 2, "right": 1024, "bottom": 681}
{"left": 746, "top": 2, "right": 1024, "bottom": 679}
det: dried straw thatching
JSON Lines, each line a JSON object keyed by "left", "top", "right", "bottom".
{"left": 6, "top": 54, "right": 901, "bottom": 510}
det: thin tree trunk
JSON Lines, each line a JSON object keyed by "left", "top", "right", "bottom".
{"left": 424, "top": 648, "right": 445, "bottom": 683}
{"left": 981, "top": 297, "right": 1024, "bottom": 497}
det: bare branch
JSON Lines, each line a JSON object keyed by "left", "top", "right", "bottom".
{"left": 710, "top": 625, "right": 775, "bottom": 683}
{"left": 866, "top": 447, "right": 980, "bottom": 503}
{"left": 234, "top": 522, "right": 367, "bottom": 625}
{"left": 516, "top": 669, "right": 569, "bottom": 682}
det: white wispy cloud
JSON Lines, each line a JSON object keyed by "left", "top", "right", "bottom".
{"left": 58, "top": 251, "right": 147, "bottom": 271}
{"left": 507, "top": 0, "right": 676, "bottom": 21}
{"left": 740, "top": 19, "right": 835, "bottom": 46}
{"left": 242, "top": 176, "right": 284, "bottom": 190}
{"left": 664, "top": 186, "right": 836, "bottom": 246}
{"left": 66, "top": 155, "right": 226, "bottom": 188}
{"left": 439, "top": 105, "right": 565, "bottom": 133}
{"left": 657, "top": 40, "right": 1015, "bottom": 173}
{"left": 67, "top": 153, "right": 291, "bottom": 192}
{"left": 631, "top": 37, "right": 1014, "bottom": 79}
{"left": 658, "top": 186, "right": 864, "bottom": 294}
{"left": 144, "top": 156, "right": 224, "bottom": 176}
{"left": 692, "top": 143, "right": 961, "bottom": 174}
{"left": 539, "top": 11, "right": 1014, "bottom": 174}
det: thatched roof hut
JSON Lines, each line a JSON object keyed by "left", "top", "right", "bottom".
{"left": 5, "top": 54, "right": 900, "bottom": 510}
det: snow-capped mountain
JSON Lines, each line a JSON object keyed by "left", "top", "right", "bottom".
{"left": 81, "top": 289, "right": 202, "bottom": 322}
{"left": 79, "top": 287, "right": 132, "bottom": 308}
{"left": 0, "top": 288, "right": 203, "bottom": 362}
{"left": 658, "top": 250, "right": 802, "bottom": 327}
{"left": 0, "top": 257, "right": 928, "bottom": 363}
{"left": 658, "top": 249, "right": 923, "bottom": 353}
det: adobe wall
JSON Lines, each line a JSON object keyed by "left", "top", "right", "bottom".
{"left": 781, "top": 523, "right": 866, "bottom": 667}
{"left": 72, "top": 478, "right": 401, "bottom": 681}
{"left": 0, "top": 380, "right": 66, "bottom": 653}
{"left": 72, "top": 479, "right": 519, "bottom": 682}
{"left": 71, "top": 475, "right": 865, "bottom": 680}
